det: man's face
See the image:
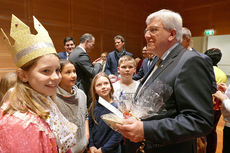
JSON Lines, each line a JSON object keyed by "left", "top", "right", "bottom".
{"left": 64, "top": 40, "right": 75, "bottom": 54}
{"left": 85, "top": 38, "right": 95, "bottom": 52}
{"left": 144, "top": 18, "right": 172, "bottom": 57}
{"left": 146, "top": 47, "right": 155, "bottom": 58}
{"left": 181, "top": 37, "right": 190, "bottom": 49}
{"left": 142, "top": 46, "right": 148, "bottom": 58}
{"left": 114, "top": 39, "right": 124, "bottom": 52}
{"left": 101, "top": 53, "right": 107, "bottom": 61}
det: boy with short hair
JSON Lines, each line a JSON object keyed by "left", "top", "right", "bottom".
{"left": 113, "top": 55, "right": 140, "bottom": 101}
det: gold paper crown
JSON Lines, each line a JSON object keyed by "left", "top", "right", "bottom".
{"left": 0, "top": 15, "right": 56, "bottom": 67}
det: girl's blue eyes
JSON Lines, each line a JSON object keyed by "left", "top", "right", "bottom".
{"left": 42, "top": 69, "right": 60, "bottom": 73}
{"left": 43, "top": 69, "right": 49, "bottom": 73}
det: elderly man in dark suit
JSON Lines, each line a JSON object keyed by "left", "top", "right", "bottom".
{"left": 116, "top": 9, "right": 214, "bottom": 153}
{"left": 69, "top": 33, "right": 102, "bottom": 107}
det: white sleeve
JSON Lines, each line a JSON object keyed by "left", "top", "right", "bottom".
{"left": 222, "top": 99, "right": 230, "bottom": 112}
{"left": 225, "top": 85, "right": 230, "bottom": 99}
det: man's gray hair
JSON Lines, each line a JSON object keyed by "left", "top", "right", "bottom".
{"left": 80, "top": 33, "right": 94, "bottom": 43}
{"left": 146, "top": 9, "right": 182, "bottom": 42}
{"left": 182, "top": 27, "right": 192, "bottom": 41}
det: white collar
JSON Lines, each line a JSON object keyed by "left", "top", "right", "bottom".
{"left": 161, "top": 43, "right": 179, "bottom": 61}
{"left": 78, "top": 45, "right": 86, "bottom": 53}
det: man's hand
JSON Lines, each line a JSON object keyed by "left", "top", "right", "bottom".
{"left": 95, "top": 148, "right": 102, "bottom": 153}
{"left": 218, "top": 83, "right": 227, "bottom": 92}
{"left": 108, "top": 74, "right": 117, "bottom": 83}
{"left": 93, "top": 57, "right": 103, "bottom": 65}
{"left": 89, "top": 146, "right": 97, "bottom": 153}
{"left": 116, "top": 118, "right": 144, "bottom": 143}
{"left": 213, "top": 91, "right": 227, "bottom": 102}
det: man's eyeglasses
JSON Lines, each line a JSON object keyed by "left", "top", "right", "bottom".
{"left": 144, "top": 26, "right": 166, "bottom": 35}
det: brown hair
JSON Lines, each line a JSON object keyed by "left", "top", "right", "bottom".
{"left": 59, "top": 59, "right": 74, "bottom": 72}
{"left": 118, "top": 55, "right": 136, "bottom": 67}
{"left": 3, "top": 54, "right": 59, "bottom": 120}
{"left": 90, "top": 72, "right": 114, "bottom": 124}
{"left": 0, "top": 72, "right": 17, "bottom": 104}
{"left": 114, "top": 35, "right": 125, "bottom": 43}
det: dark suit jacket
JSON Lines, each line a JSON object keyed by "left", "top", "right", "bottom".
{"left": 133, "top": 44, "right": 213, "bottom": 153}
{"left": 104, "top": 50, "right": 133, "bottom": 75}
{"left": 191, "top": 48, "right": 217, "bottom": 93}
{"left": 58, "top": 51, "right": 68, "bottom": 59}
{"left": 133, "top": 56, "right": 158, "bottom": 81}
{"left": 69, "top": 47, "right": 102, "bottom": 106}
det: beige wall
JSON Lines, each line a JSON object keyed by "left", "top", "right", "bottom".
{"left": 192, "top": 35, "right": 230, "bottom": 76}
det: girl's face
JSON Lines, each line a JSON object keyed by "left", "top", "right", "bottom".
{"left": 22, "top": 54, "right": 62, "bottom": 96}
{"left": 59, "top": 63, "right": 77, "bottom": 90}
{"left": 95, "top": 76, "right": 112, "bottom": 100}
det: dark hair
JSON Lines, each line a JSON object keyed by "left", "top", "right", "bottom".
{"left": 114, "top": 35, "right": 125, "bottom": 43}
{"left": 59, "top": 59, "right": 75, "bottom": 72}
{"left": 80, "top": 33, "right": 94, "bottom": 43}
{"left": 204, "top": 48, "right": 222, "bottom": 66}
{"left": 64, "top": 37, "right": 75, "bottom": 45}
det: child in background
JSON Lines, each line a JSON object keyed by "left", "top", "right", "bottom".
{"left": 56, "top": 60, "right": 89, "bottom": 153}
{"left": 113, "top": 55, "right": 139, "bottom": 101}
{"left": 0, "top": 15, "right": 77, "bottom": 153}
{"left": 213, "top": 83, "right": 230, "bottom": 153}
{"left": 89, "top": 72, "right": 122, "bottom": 153}
{"left": 0, "top": 72, "right": 17, "bottom": 103}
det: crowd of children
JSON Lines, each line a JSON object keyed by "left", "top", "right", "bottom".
{"left": 0, "top": 14, "right": 142, "bottom": 153}
{"left": 1, "top": 13, "right": 229, "bottom": 153}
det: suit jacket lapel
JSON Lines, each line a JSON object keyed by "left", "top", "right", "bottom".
{"left": 149, "top": 56, "right": 159, "bottom": 71}
{"left": 135, "top": 44, "right": 184, "bottom": 98}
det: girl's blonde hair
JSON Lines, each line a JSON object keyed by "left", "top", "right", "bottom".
{"left": 90, "top": 72, "right": 114, "bottom": 124}
{"left": 0, "top": 72, "right": 17, "bottom": 104}
{"left": 3, "top": 54, "right": 58, "bottom": 120}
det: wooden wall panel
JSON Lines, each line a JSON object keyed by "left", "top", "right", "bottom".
{"left": 0, "top": 49, "right": 15, "bottom": 68}
{"left": 163, "top": 0, "right": 230, "bottom": 36}
{"left": 144, "top": 0, "right": 230, "bottom": 37}
{"left": 45, "top": 25, "right": 72, "bottom": 52}
{"left": 182, "top": 7, "right": 212, "bottom": 36}
{"left": 102, "top": 32, "right": 117, "bottom": 53}
{"left": 28, "top": 0, "right": 71, "bottom": 52}
{"left": 70, "top": 0, "right": 147, "bottom": 58}
{"left": 28, "top": 0, "right": 71, "bottom": 25}
{"left": 103, "top": 1, "right": 126, "bottom": 33}
{"left": 72, "top": 0, "right": 104, "bottom": 29}
{"left": 0, "top": 0, "right": 27, "bottom": 73}
{"left": 1, "top": 0, "right": 230, "bottom": 75}
{"left": 0, "top": 0, "right": 27, "bottom": 22}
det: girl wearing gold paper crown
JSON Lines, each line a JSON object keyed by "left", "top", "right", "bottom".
{"left": 0, "top": 15, "right": 77, "bottom": 153}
